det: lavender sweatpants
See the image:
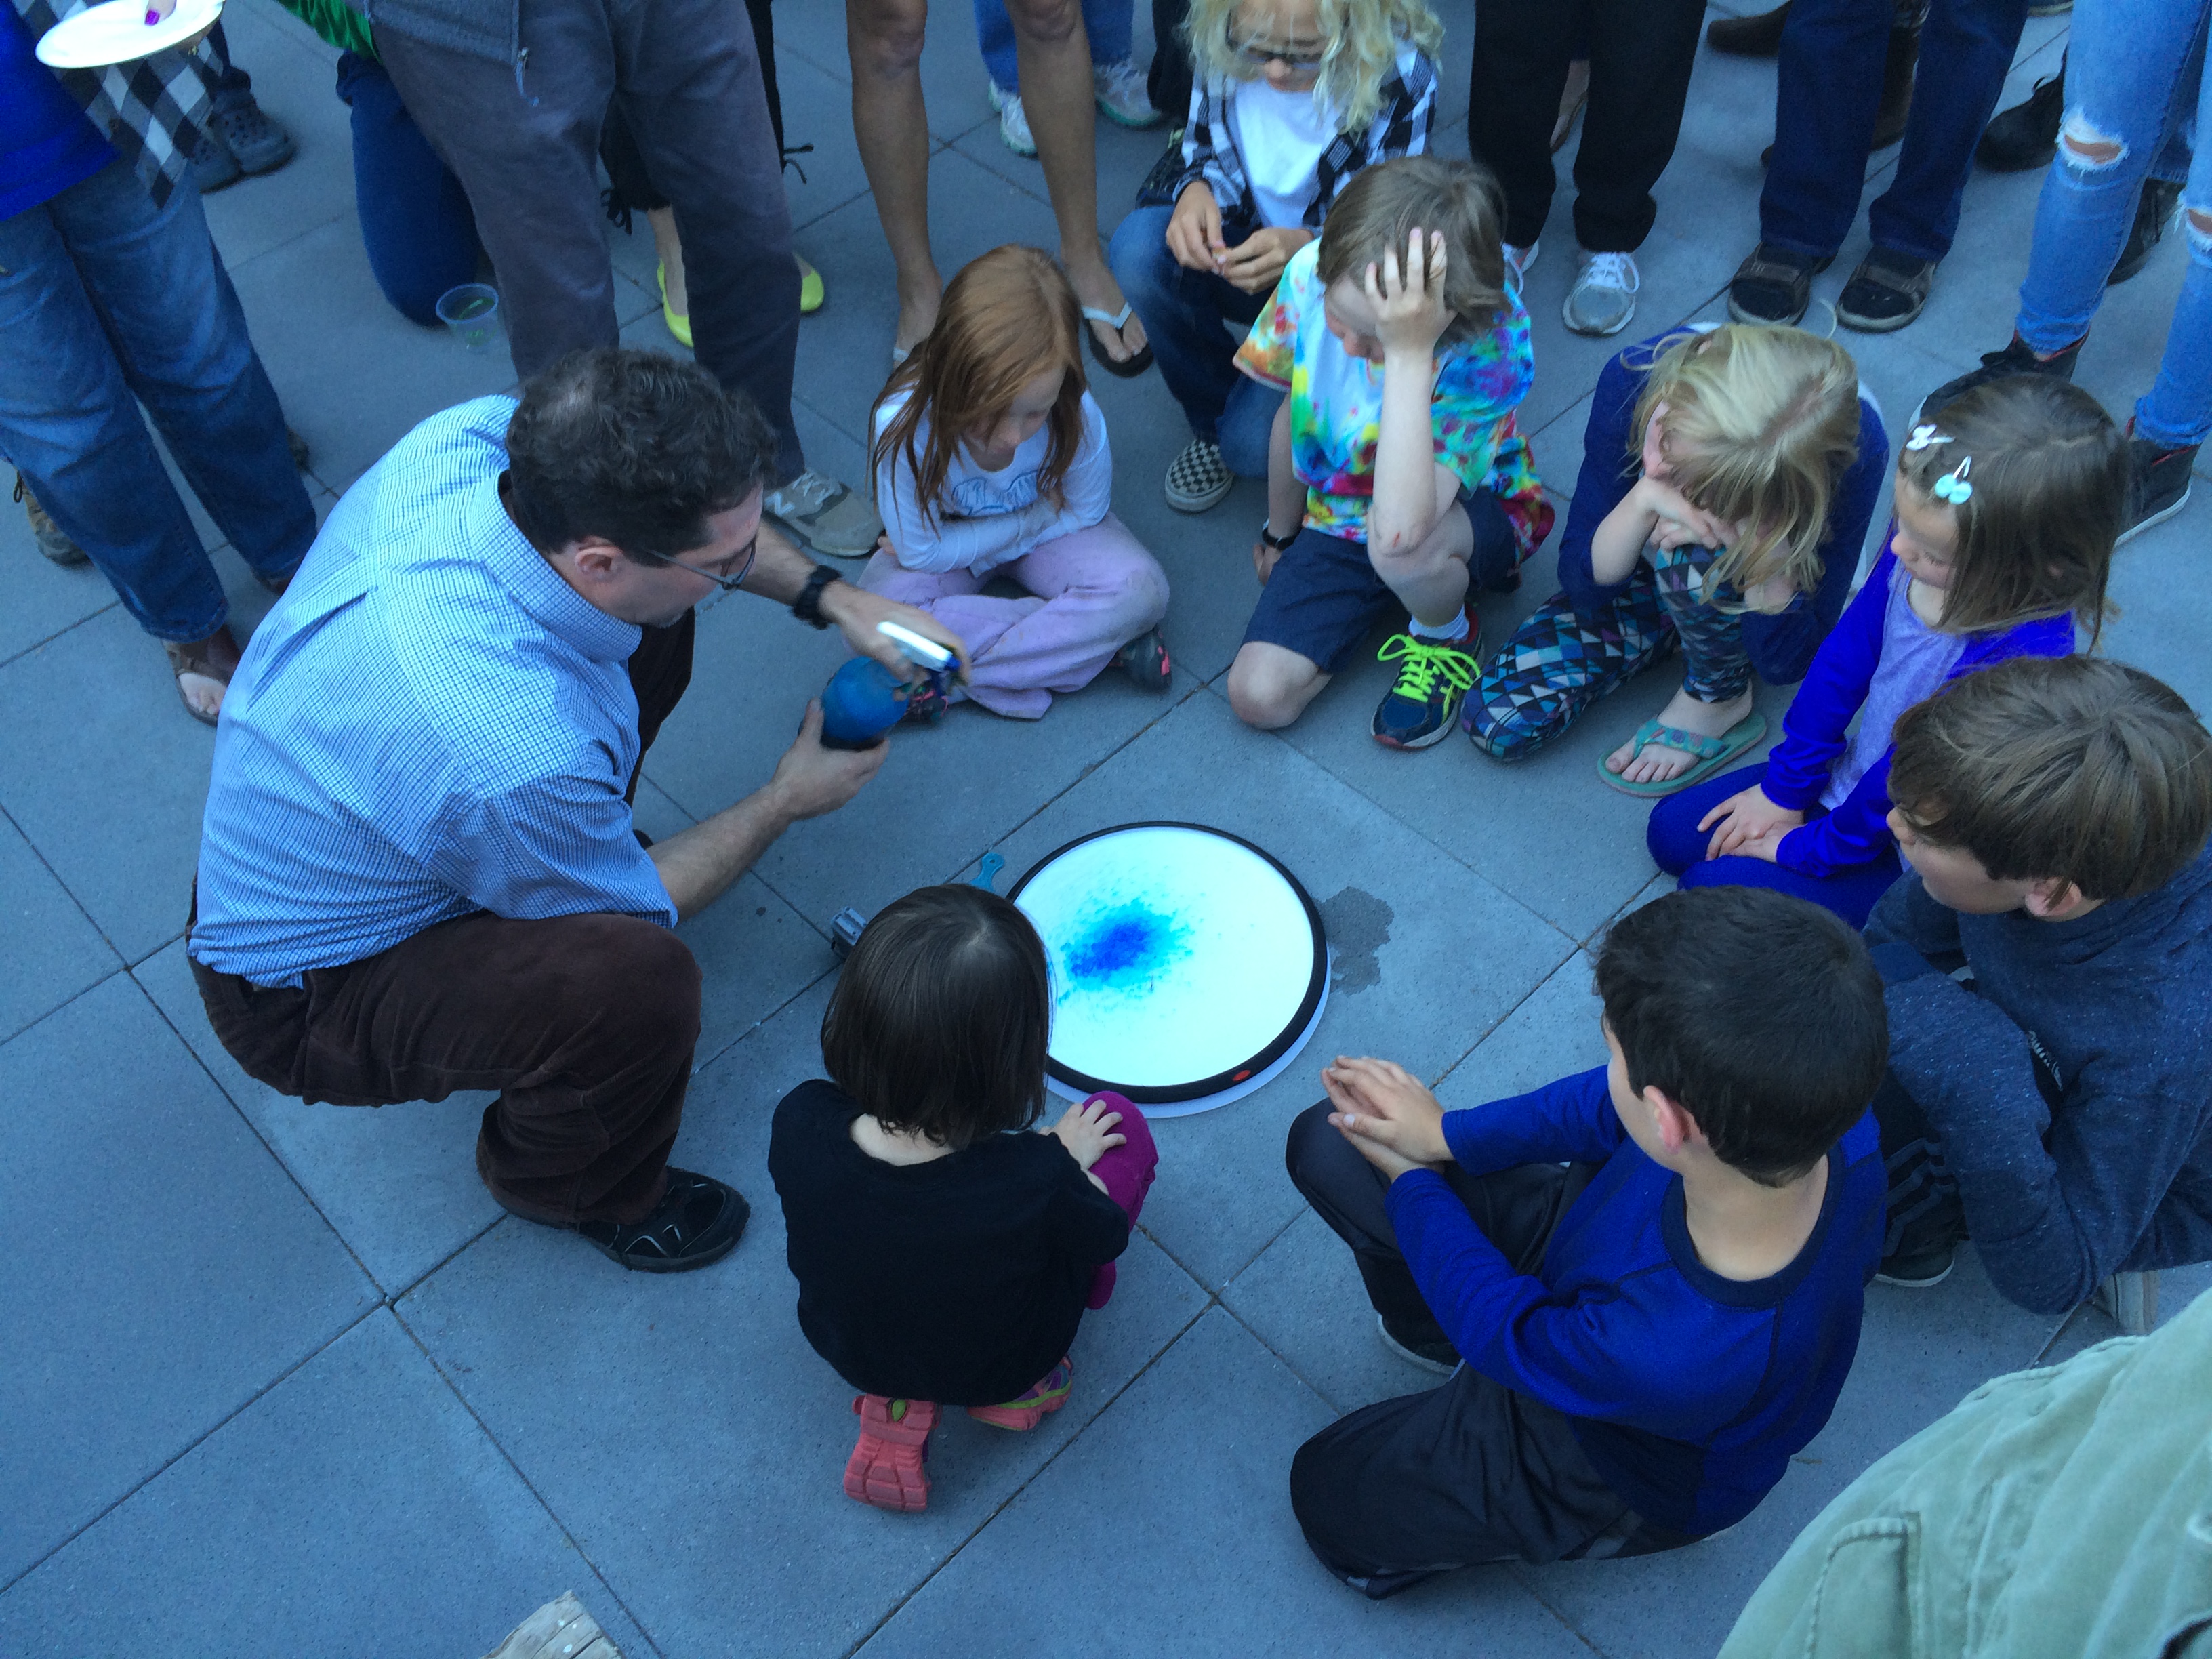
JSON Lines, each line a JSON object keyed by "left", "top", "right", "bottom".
{"left": 859, "top": 514, "right": 1170, "bottom": 719}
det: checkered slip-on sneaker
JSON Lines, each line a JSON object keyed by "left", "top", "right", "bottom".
{"left": 1164, "top": 438, "right": 1233, "bottom": 513}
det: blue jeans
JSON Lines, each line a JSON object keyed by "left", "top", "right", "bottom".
{"left": 335, "top": 53, "right": 483, "bottom": 327}
{"left": 1763, "top": 0, "right": 2030, "bottom": 262}
{"left": 1647, "top": 764, "right": 1904, "bottom": 928}
{"left": 0, "top": 159, "right": 314, "bottom": 642}
{"left": 976, "top": 0, "right": 1132, "bottom": 91}
{"left": 1107, "top": 205, "right": 1284, "bottom": 468}
{"left": 2016, "top": 0, "right": 2212, "bottom": 447}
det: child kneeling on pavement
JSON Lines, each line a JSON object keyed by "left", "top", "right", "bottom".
{"left": 1868, "top": 655, "right": 2212, "bottom": 1311}
{"left": 1284, "top": 885, "right": 1889, "bottom": 1594}
{"left": 768, "top": 884, "right": 1158, "bottom": 1513}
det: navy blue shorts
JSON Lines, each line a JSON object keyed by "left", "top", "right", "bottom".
{"left": 1242, "top": 489, "right": 1520, "bottom": 674}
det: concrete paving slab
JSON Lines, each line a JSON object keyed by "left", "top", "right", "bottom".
{"left": 132, "top": 937, "right": 504, "bottom": 1296}
{"left": 398, "top": 979, "right": 1211, "bottom": 1659}
{"left": 230, "top": 216, "right": 521, "bottom": 495}
{"left": 0, "top": 1311, "right": 656, "bottom": 1659}
{"left": 0, "top": 974, "right": 376, "bottom": 1586}
{"left": 956, "top": 691, "right": 1576, "bottom": 1288}
{"left": 0, "top": 513, "right": 117, "bottom": 671}
{"left": 0, "top": 812, "right": 120, "bottom": 1044}
{"left": 857, "top": 1306, "right": 1598, "bottom": 1659}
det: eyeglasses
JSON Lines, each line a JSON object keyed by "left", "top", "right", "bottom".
{"left": 1228, "top": 30, "right": 1327, "bottom": 68}
{"left": 642, "top": 532, "right": 758, "bottom": 592}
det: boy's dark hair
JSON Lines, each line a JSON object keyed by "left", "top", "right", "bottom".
{"left": 504, "top": 347, "right": 775, "bottom": 564}
{"left": 1903, "top": 375, "right": 2123, "bottom": 644}
{"left": 1595, "top": 888, "right": 1887, "bottom": 1187}
{"left": 1888, "top": 655, "right": 2212, "bottom": 899}
{"left": 1316, "top": 156, "right": 1508, "bottom": 343}
{"left": 821, "top": 885, "right": 1052, "bottom": 1150}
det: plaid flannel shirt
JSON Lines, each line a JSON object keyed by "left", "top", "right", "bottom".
{"left": 10, "top": 0, "right": 214, "bottom": 208}
{"left": 1172, "top": 40, "right": 1435, "bottom": 230}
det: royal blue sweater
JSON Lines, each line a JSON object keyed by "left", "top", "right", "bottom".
{"left": 1387, "top": 1068, "right": 1885, "bottom": 1536}
{"left": 1761, "top": 542, "right": 2076, "bottom": 877}
{"left": 1553, "top": 330, "right": 1889, "bottom": 685}
{"left": 1866, "top": 855, "right": 2212, "bottom": 1314}
{"left": 0, "top": 1, "right": 113, "bottom": 220}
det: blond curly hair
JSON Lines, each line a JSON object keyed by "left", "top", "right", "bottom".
{"left": 1184, "top": 0, "right": 1444, "bottom": 133}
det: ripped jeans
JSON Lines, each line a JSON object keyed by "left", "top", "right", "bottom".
{"left": 2015, "top": 0, "right": 2212, "bottom": 447}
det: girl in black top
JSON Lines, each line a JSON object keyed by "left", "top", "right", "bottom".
{"left": 769, "top": 884, "right": 1160, "bottom": 1514}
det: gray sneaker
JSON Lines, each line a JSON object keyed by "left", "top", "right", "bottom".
{"left": 764, "top": 470, "right": 884, "bottom": 558}
{"left": 1563, "top": 250, "right": 1640, "bottom": 337}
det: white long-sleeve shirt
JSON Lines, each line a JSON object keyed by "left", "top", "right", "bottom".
{"left": 872, "top": 389, "right": 1113, "bottom": 576}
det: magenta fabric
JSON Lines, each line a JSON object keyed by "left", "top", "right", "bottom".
{"left": 1083, "top": 1091, "right": 1160, "bottom": 1309}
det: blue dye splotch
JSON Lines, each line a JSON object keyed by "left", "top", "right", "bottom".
{"left": 1061, "top": 899, "right": 1191, "bottom": 996}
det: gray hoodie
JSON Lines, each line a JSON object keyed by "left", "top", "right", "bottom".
{"left": 1864, "top": 848, "right": 2212, "bottom": 1314}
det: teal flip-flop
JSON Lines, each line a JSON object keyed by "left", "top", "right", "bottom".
{"left": 1598, "top": 712, "right": 1767, "bottom": 798}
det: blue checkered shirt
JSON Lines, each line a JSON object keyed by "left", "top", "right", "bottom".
{"left": 190, "top": 397, "right": 676, "bottom": 987}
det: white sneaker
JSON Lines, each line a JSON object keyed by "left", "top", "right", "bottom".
{"left": 1504, "top": 241, "right": 1540, "bottom": 285}
{"left": 1094, "top": 58, "right": 1163, "bottom": 128}
{"left": 1563, "top": 249, "right": 1640, "bottom": 336}
{"left": 987, "top": 83, "right": 1038, "bottom": 157}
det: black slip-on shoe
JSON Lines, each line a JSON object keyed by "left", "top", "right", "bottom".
{"left": 2110, "top": 177, "right": 2182, "bottom": 286}
{"left": 578, "top": 1168, "right": 750, "bottom": 1273}
{"left": 1978, "top": 64, "right": 2064, "bottom": 171}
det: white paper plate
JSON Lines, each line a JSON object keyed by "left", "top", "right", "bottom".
{"left": 37, "top": 0, "right": 222, "bottom": 70}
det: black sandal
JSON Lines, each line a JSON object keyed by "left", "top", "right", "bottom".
{"left": 1727, "top": 243, "right": 1832, "bottom": 326}
{"left": 1836, "top": 247, "right": 1936, "bottom": 333}
{"left": 577, "top": 1168, "right": 750, "bottom": 1273}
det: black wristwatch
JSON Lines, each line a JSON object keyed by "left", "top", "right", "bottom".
{"left": 792, "top": 562, "right": 842, "bottom": 628}
{"left": 1258, "top": 518, "right": 1300, "bottom": 551}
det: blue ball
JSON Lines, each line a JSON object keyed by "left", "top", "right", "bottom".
{"left": 819, "top": 656, "right": 908, "bottom": 749}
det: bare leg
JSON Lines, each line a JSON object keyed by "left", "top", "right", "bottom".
{"left": 848, "top": 0, "right": 943, "bottom": 352}
{"left": 1006, "top": 0, "right": 1147, "bottom": 361}
{"left": 1227, "top": 640, "right": 1329, "bottom": 729}
{"left": 1368, "top": 506, "right": 1475, "bottom": 630}
{"left": 649, "top": 205, "right": 688, "bottom": 316}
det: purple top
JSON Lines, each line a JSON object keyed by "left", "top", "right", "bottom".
{"left": 1817, "top": 560, "right": 1966, "bottom": 811}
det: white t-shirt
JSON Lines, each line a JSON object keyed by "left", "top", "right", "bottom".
{"left": 1227, "top": 76, "right": 1338, "bottom": 229}
{"left": 872, "top": 388, "right": 1113, "bottom": 576}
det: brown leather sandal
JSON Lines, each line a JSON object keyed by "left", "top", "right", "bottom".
{"left": 164, "top": 624, "right": 243, "bottom": 726}
{"left": 1727, "top": 243, "right": 1833, "bottom": 327}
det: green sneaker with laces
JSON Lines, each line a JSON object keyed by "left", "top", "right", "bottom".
{"left": 1371, "top": 628, "right": 1480, "bottom": 749}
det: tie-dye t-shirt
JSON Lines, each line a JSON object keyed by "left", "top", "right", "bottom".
{"left": 1234, "top": 242, "right": 1549, "bottom": 558}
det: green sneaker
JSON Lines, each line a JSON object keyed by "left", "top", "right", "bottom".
{"left": 1371, "top": 628, "right": 1479, "bottom": 749}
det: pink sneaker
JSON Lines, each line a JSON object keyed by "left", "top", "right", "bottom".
{"left": 967, "top": 1357, "right": 1073, "bottom": 1431}
{"left": 845, "top": 1395, "right": 938, "bottom": 1512}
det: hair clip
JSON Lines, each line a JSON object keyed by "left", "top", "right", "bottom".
{"left": 1905, "top": 424, "right": 1952, "bottom": 452}
{"left": 1931, "top": 457, "right": 1973, "bottom": 504}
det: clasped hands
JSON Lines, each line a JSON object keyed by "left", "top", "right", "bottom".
{"left": 1324, "top": 1056, "right": 1452, "bottom": 1182}
{"left": 1168, "top": 182, "right": 1312, "bottom": 295}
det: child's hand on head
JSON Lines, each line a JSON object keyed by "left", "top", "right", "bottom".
{"left": 1322, "top": 1056, "right": 1452, "bottom": 1179}
{"left": 1218, "top": 227, "right": 1313, "bottom": 295}
{"left": 1698, "top": 783, "right": 1806, "bottom": 863}
{"left": 1167, "top": 181, "right": 1230, "bottom": 274}
{"left": 1634, "top": 477, "right": 1738, "bottom": 554}
{"left": 1363, "top": 228, "right": 1451, "bottom": 360}
{"left": 1048, "top": 1097, "right": 1127, "bottom": 1172}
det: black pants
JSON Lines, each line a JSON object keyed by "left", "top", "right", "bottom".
{"left": 378, "top": 0, "right": 804, "bottom": 480}
{"left": 1467, "top": 0, "right": 1706, "bottom": 252}
{"left": 602, "top": 0, "right": 791, "bottom": 209}
{"left": 1283, "top": 1105, "right": 1695, "bottom": 1593}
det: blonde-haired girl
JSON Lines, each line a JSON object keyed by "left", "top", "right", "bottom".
{"left": 1468, "top": 323, "right": 1889, "bottom": 787}
{"left": 1107, "top": 0, "right": 1442, "bottom": 514}
{"left": 863, "top": 245, "right": 1172, "bottom": 722}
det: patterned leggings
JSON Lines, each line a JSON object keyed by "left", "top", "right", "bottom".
{"left": 1465, "top": 546, "right": 1750, "bottom": 761}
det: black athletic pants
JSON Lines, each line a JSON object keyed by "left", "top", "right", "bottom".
{"left": 1467, "top": 0, "right": 1708, "bottom": 253}
{"left": 1283, "top": 1104, "right": 1698, "bottom": 1595}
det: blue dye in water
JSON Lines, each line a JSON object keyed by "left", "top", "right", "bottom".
{"left": 1063, "top": 899, "right": 1191, "bottom": 995}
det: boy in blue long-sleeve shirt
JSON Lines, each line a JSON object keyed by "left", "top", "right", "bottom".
{"left": 1867, "top": 656, "right": 2212, "bottom": 1310}
{"left": 1285, "top": 886, "right": 1889, "bottom": 1595}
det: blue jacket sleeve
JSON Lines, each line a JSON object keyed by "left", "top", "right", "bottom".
{"left": 1740, "top": 397, "right": 1890, "bottom": 684}
{"left": 1441, "top": 1067, "right": 1626, "bottom": 1175}
{"left": 1761, "top": 548, "right": 1895, "bottom": 815}
{"left": 1776, "top": 608, "right": 2078, "bottom": 877}
{"left": 1554, "top": 342, "right": 1664, "bottom": 614}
